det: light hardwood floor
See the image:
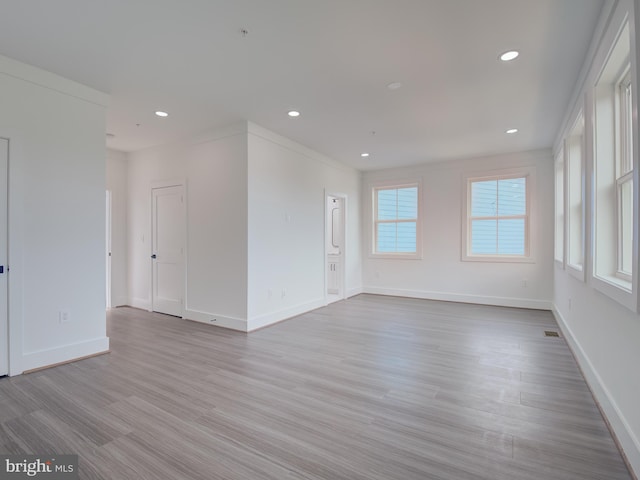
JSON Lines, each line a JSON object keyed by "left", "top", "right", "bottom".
{"left": 0, "top": 294, "right": 633, "bottom": 479}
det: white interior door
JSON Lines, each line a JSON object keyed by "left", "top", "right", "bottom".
{"left": 151, "top": 185, "right": 184, "bottom": 317}
{"left": 0, "top": 139, "right": 8, "bottom": 376}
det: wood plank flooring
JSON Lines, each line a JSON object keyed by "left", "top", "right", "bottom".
{"left": 0, "top": 294, "right": 633, "bottom": 479}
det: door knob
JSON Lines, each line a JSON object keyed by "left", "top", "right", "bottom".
{"left": 151, "top": 254, "right": 157, "bottom": 259}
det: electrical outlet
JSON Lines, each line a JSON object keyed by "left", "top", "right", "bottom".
{"left": 521, "top": 279, "right": 528, "bottom": 287}
{"left": 59, "top": 310, "right": 70, "bottom": 324}
{"left": 282, "top": 288, "right": 287, "bottom": 298}
{"left": 568, "top": 298, "right": 572, "bottom": 310}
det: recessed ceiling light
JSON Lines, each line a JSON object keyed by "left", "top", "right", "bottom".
{"left": 387, "top": 82, "right": 402, "bottom": 90}
{"left": 361, "top": 153, "right": 370, "bottom": 158}
{"left": 500, "top": 50, "right": 519, "bottom": 62}
{"left": 288, "top": 110, "right": 300, "bottom": 117}
{"left": 155, "top": 111, "right": 169, "bottom": 117}
{"left": 506, "top": 128, "right": 519, "bottom": 134}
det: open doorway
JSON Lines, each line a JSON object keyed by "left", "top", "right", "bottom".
{"left": 326, "top": 193, "right": 346, "bottom": 304}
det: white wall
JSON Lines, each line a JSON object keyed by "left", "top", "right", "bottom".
{"left": 551, "top": 0, "right": 640, "bottom": 474}
{"left": 127, "top": 124, "right": 248, "bottom": 329}
{"left": 246, "top": 123, "right": 362, "bottom": 330}
{"left": 107, "top": 149, "right": 128, "bottom": 307}
{"left": 127, "top": 122, "right": 361, "bottom": 332}
{"left": 362, "top": 150, "right": 554, "bottom": 309}
{"left": 0, "top": 55, "right": 110, "bottom": 374}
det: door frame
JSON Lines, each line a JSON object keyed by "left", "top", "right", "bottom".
{"left": 0, "top": 131, "right": 25, "bottom": 376}
{"left": 324, "top": 190, "right": 347, "bottom": 304}
{"left": 0, "top": 138, "right": 8, "bottom": 376}
{"left": 105, "top": 190, "right": 112, "bottom": 309}
{"left": 149, "top": 179, "right": 187, "bottom": 316}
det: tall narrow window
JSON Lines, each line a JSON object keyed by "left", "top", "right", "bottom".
{"left": 567, "top": 112, "right": 584, "bottom": 274}
{"left": 463, "top": 170, "right": 532, "bottom": 262}
{"left": 372, "top": 183, "right": 420, "bottom": 257}
{"left": 593, "top": 20, "right": 635, "bottom": 308}
{"left": 617, "top": 70, "right": 633, "bottom": 280}
{"left": 554, "top": 146, "right": 565, "bottom": 265}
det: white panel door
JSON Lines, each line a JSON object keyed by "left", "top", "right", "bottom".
{"left": 0, "top": 139, "right": 8, "bottom": 376}
{"left": 151, "top": 185, "right": 184, "bottom": 317}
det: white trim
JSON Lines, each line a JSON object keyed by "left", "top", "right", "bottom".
{"left": 591, "top": 274, "right": 636, "bottom": 310}
{"left": 590, "top": 10, "right": 637, "bottom": 311}
{"left": 191, "top": 122, "right": 249, "bottom": 146}
{"left": 565, "top": 110, "right": 586, "bottom": 279}
{"left": 461, "top": 167, "right": 536, "bottom": 263}
{"left": 112, "top": 296, "right": 129, "bottom": 308}
{"left": 567, "top": 263, "right": 586, "bottom": 283}
{"left": 1, "top": 130, "right": 25, "bottom": 377}
{"left": 347, "top": 286, "right": 364, "bottom": 298}
{"left": 105, "top": 190, "right": 112, "bottom": 310}
{"left": 363, "top": 286, "right": 551, "bottom": 310}
{"left": 247, "top": 297, "right": 326, "bottom": 332}
{"left": 0, "top": 54, "right": 109, "bottom": 107}
{"left": 128, "top": 297, "right": 151, "bottom": 311}
{"left": 552, "top": 304, "right": 640, "bottom": 477}
{"left": 20, "top": 337, "right": 110, "bottom": 374}
{"left": 554, "top": 143, "right": 566, "bottom": 267}
{"left": 183, "top": 308, "right": 247, "bottom": 332}
{"left": 368, "top": 177, "right": 423, "bottom": 260}
{"left": 151, "top": 178, "right": 187, "bottom": 190}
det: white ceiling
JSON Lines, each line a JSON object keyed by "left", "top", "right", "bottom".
{"left": 0, "top": 0, "right": 604, "bottom": 170}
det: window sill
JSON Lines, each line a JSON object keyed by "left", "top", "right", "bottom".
{"left": 592, "top": 273, "right": 636, "bottom": 312}
{"left": 461, "top": 254, "right": 534, "bottom": 264}
{"left": 567, "top": 263, "right": 585, "bottom": 282}
{"left": 595, "top": 273, "right": 632, "bottom": 293}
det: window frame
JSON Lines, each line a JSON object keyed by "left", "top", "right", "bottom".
{"left": 566, "top": 111, "right": 586, "bottom": 280}
{"left": 461, "top": 167, "right": 535, "bottom": 263}
{"left": 370, "top": 179, "right": 423, "bottom": 259}
{"left": 554, "top": 145, "right": 566, "bottom": 267}
{"left": 591, "top": 17, "right": 637, "bottom": 310}
{"left": 615, "top": 68, "right": 633, "bottom": 282}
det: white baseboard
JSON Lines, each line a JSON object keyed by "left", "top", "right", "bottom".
{"left": 112, "top": 296, "right": 129, "bottom": 308}
{"left": 362, "top": 286, "right": 552, "bottom": 310}
{"left": 20, "top": 337, "right": 110, "bottom": 374}
{"left": 248, "top": 297, "right": 326, "bottom": 332}
{"left": 553, "top": 305, "right": 640, "bottom": 478}
{"left": 129, "top": 297, "right": 151, "bottom": 311}
{"left": 183, "top": 308, "right": 247, "bottom": 332}
{"left": 347, "top": 286, "right": 364, "bottom": 298}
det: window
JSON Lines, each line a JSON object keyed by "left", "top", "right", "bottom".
{"left": 616, "top": 70, "right": 633, "bottom": 280}
{"left": 554, "top": 146, "right": 565, "bottom": 265}
{"left": 566, "top": 112, "right": 584, "bottom": 275}
{"left": 372, "top": 182, "right": 421, "bottom": 257}
{"left": 463, "top": 170, "right": 532, "bottom": 262}
{"left": 593, "top": 20, "right": 635, "bottom": 305}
